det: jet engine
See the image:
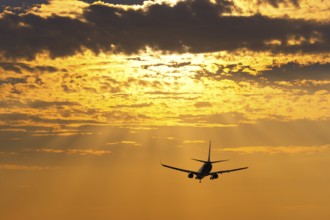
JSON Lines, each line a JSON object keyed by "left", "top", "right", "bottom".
{"left": 210, "top": 173, "right": 218, "bottom": 180}
{"left": 188, "top": 172, "right": 194, "bottom": 178}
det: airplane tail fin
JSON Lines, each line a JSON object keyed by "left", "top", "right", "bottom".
{"left": 208, "top": 140, "right": 211, "bottom": 162}
{"left": 208, "top": 141, "right": 228, "bottom": 163}
{"left": 192, "top": 141, "right": 228, "bottom": 163}
{"left": 192, "top": 140, "right": 212, "bottom": 163}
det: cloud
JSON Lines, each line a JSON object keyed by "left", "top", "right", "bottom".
{"left": 106, "top": 140, "right": 142, "bottom": 146}
{"left": 110, "top": 103, "right": 153, "bottom": 108}
{"left": 81, "top": 0, "right": 146, "bottom": 5}
{"left": 82, "top": 1, "right": 330, "bottom": 54}
{"left": 145, "top": 91, "right": 199, "bottom": 100}
{"left": 0, "top": 151, "right": 17, "bottom": 155}
{"left": 141, "top": 61, "right": 192, "bottom": 70}
{"left": 227, "top": 62, "right": 330, "bottom": 82}
{"left": 152, "top": 136, "right": 177, "bottom": 140}
{"left": 0, "top": 77, "right": 27, "bottom": 85}
{"left": 0, "top": 62, "right": 30, "bottom": 73}
{"left": 263, "top": 62, "right": 330, "bottom": 81}
{"left": 0, "top": 163, "right": 60, "bottom": 171}
{"left": 0, "top": 113, "right": 101, "bottom": 125}
{"left": 0, "top": 13, "right": 91, "bottom": 59}
{"left": 0, "top": 0, "right": 49, "bottom": 13}
{"left": 0, "top": 124, "right": 53, "bottom": 134}
{"left": 0, "top": 62, "right": 57, "bottom": 73}
{"left": 0, "top": 119, "right": 329, "bottom": 157}
{"left": 31, "top": 148, "right": 112, "bottom": 156}
{"left": 102, "top": 111, "right": 151, "bottom": 122}
{"left": 195, "top": 61, "right": 330, "bottom": 92}
{"left": 79, "top": 0, "right": 301, "bottom": 8}
{"left": 28, "top": 100, "right": 78, "bottom": 109}
{"left": 182, "top": 139, "right": 206, "bottom": 144}
{"left": 256, "top": 0, "right": 300, "bottom": 8}
{"left": 0, "top": 0, "right": 329, "bottom": 59}
{"left": 0, "top": 100, "right": 80, "bottom": 109}
{"left": 179, "top": 112, "right": 246, "bottom": 125}
{"left": 220, "top": 145, "right": 330, "bottom": 154}
{"left": 194, "top": 101, "right": 212, "bottom": 108}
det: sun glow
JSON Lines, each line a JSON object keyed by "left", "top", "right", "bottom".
{"left": 1, "top": 47, "right": 329, "bottom": 130}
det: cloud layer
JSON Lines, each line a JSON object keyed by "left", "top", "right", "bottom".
{"left": 0, "top": 0, "right": 49, "bottom": 13}
{"left": 0, "top": 0, "right": 329, "bottom": 59}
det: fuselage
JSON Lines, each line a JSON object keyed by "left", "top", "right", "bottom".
{"left": 196, "top": 162, "right": 212, "bottom": 180}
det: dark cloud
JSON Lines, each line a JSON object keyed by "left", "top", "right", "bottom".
{"left": 0, "top": 0, "right": 49, "bottom": 13}
{"left": 34, "top": 65, "right": 57, "bottom": 72}
{"left": 257, "top": 62, "right": 330, "bottom": 92}
{"left": 145, "top": 91, "right": 200, "bottom": 100}
{"left": 0, "top": 62, "right": 27, "bottom": 73}
{"left": 0, "top": 77, "right": 27, "bottom": 85}
{"left": 194, "top": 63, "right": 257, "bottom": 81}
{"left": 28, "top": 101, "right": 78, "bottom": 109}
{"left": 0, "top": 13, "right": 92, "bottom": 59}
{"left": 221, "top": 62, "right": 330, "bottom": 83}
{"left": 0, "top": 0, "right": 329, "bottom": 59}
{"left": 81, "top": 0, "right": 146, "bottom": 5}
{"left": 142, "top": 61, "right": 192, "bottom": 70}
{"left": 82, "top": 0, "right": 300, "bottom": 8}
{"left": 195, "top": 61, "right": 330, "bottom": 89}
{"left": 261, "top": 62, "right": 330, "bottom": 81}
{"left": 0, "top": 62, "right": 57, "bottom": 73}
{"left": 0, "top": 100, "right": 25, "bottom": 108}
{"left": 0, "top": 0, "right": 49, "bottom": 7}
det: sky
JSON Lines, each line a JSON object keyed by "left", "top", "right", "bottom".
{"left": 0, "top": 0, "right": 329, "bottom": 219}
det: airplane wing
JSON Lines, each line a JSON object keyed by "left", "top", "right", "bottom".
{"left": 210, "top": 166, "right": 248, "bottom": 175}
{"left": 161, "top": 163, "right": 199, "bottom": 175}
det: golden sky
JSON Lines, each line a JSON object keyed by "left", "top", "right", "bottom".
{"left": 0, "top": 0, "right": 329, "bottom": 220}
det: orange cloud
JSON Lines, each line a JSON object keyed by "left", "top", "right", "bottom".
{"left": 220, "top": 145, "right": 330, "bottom": 154}
{"left": 32, "top": 148, "right": 112, "bottom": 156}
{"left": 182, "top": 140, "right": 206, "bottom": 144}
{"left": 106, "top": 141, "right": 141, "bottom": 146}
{"left": 0, "top": 163, "right": 61, "bottom": 171}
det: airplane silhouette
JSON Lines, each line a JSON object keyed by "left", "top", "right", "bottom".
{"left": 161, "top": 141, "right": 248, "bottom": 182}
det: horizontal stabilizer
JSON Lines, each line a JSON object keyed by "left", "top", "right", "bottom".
{"left": 192, "top": 158, "right": 208, "bottom": 163}
{"left": 192, "top": 158, "right": 228, "bottom": 163}
{"left": 211, "top": 160, "right": 228, "bottom": 163}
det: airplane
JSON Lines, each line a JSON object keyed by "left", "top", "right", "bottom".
{"left": 161, "top": 141, "right": 248, "bottom": 182}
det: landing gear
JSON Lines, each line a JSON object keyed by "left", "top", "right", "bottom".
{"left": 196, "top": 176, "right": 202, "bottom": 183}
